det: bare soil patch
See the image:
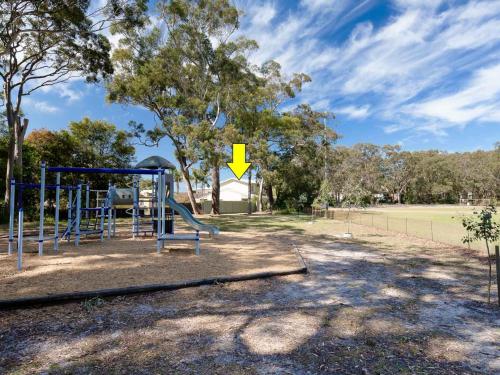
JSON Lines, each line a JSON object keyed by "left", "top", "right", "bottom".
{"left": 0, "top": 215, "right": 498, "bottom": 374}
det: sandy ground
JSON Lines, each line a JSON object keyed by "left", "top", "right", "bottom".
{"left": 0, "top": 215, "right": 499, "bottom": 374}
{"left": 0, "top": 227, "right": 301, "bottom": 300}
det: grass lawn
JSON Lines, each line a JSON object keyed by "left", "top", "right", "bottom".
{"left": 362, "top": 205, "right": 500, "bottom": 224}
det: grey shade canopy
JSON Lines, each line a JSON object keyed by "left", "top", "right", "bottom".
{"left": 135, "top": 156, "right": 176, "bottom": 170}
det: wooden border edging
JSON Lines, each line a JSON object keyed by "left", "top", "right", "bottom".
{"left": 0, "top": 266, "right": 307, "bottom": 309}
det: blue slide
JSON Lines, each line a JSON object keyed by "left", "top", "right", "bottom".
{"left": 167, "top": 197, "right": 219, "bottom": 236}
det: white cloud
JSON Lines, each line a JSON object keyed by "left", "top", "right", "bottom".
{"left": 23, "top": 98, "right": 60, "bottom": 113}
{"left": 59, "top": 85, "right": 83, "bottom": 102}
{"left": 407, "top": 63, "right": 500, "bottom": 123}
{"left": 300, "top": 0, "right": 336, "bottom": 11}
{"left": 248, "top": 2, "right": 277, "bottom": 26}
{"left": 336, "top": 105, "right": 370, "bottom": 119}
{"left": 237, "top": 0, "right": 500, "bottom": 137}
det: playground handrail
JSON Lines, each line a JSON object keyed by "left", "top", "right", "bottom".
{"left": 47, "top": 166, "right": 165, "bottom": 175}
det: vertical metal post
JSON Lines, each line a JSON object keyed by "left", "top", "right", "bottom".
{"left": 132, "top": 176, "right": 138, "bottom": 238}
{"left": 8, "top": 179, "right": 15, "bottom": 255}
{"left": 386, "top": 216, "right": 389, "bottom": 231}
{"left": 38, "top": 161, "right": 46, "bottom": 256}
{"left": 161, "top": 172, "right": 166, "bottom": 247}
{"left": 76, "top": 184, "right": 81, "bottom": 246}
{"left": 195, "top": 230, "right": 200, "bottom": 255}
{"left": 430, "top": 221, "right": 434, "bottom": 241}
{"left": 54, "top": 173, "right": 61, "bottom": 251}
{"left": 156, "top": 171, "right": 162, "bottom": 252}
{"left": 85, "top": 183, "right": 90, "bottom": 220}
{"left": 17, "top": 206, "right": 24, "bottom": 271}
{"left": 405, "top": 217, "right": 408, "bottom": 235}
{"left": 100, "top": 206, "right": 105, "bottom": 242}
{"left": 113, "top": 208, "right": 117, "bottom": 237}
{"left": 137, "top": 176, "right": 142, "bottom": 238}
{"left": 67, "top": 189, "right": 73, "bottom": 242}
{"left": 170, "top": 174, "right": 175, "bottom": 235}
{"left": 496, "top": 245, "right": 500, "bottom": 307}
{"left": 108, "top": 182, "right": 113, "bottom": 239}
{"left": 107, "top": 207, "right": 111, "bottom": 239}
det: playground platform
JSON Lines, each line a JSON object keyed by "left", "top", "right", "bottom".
{"left": 0, "top": 225, "right": 306, "bottom": 307}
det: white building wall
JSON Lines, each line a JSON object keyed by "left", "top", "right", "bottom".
{"left": 197, "top": 179, "right": 254, "bottom": 201}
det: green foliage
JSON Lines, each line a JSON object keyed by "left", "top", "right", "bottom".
{"left": 81, "top": 297, "right": 105, "bottom": 312}
{"left": 1, "top": 0, "right": 147, "bottom": 202}
{"left": 107, "top": 0, "right": 257, "bottom": 212}
{"left": 461, "top": 206, "right": 500, "bottom": 246}
{"left": 461, "top": 205, "right": 500, "bottom": 303}
{"left": 316, "top": 144, "right": 499, "bottom": 208}
{"left": 341, "top": 184, "right": 371, "bottom": 210}
{"left": 24, "top": 118, "right": 135, "bottom": 189}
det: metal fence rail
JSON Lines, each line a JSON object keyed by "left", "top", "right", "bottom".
{"left": 312, "top": 208, "right": 497, "bottom": 252}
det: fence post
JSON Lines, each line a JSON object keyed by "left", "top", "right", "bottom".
{"left": 430, "top": 221, "right": 434, "bottom": 241}
{"left": 386, "top": 216, "right": 389, "bottom": 231}
{"left": 371, "top": 214, "right": 374, "bottom": 227}
{"left": 405, "top": 217, "right": 408, "bottom": 235}
{"left": 496, "top": 245, "right": 500, "bottom": 307}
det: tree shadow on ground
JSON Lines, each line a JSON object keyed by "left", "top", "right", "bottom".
{"left": 1, "top": 222, "right": 499, "bottom": 374}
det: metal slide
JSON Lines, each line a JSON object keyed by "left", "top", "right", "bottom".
{"left": 166, "top": 197, "right": 219, "bottom": 236}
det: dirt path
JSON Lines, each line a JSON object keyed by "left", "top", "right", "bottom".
{"left": 0, "top": 219, "right": 498, "bottom": 374}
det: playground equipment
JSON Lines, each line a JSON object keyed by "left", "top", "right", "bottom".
{"left": 7, "top": 157, "right": 219, "bottom": 270}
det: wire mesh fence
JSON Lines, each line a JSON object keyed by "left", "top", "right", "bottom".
{"left": 311, "top": 208, "right": 497, "bottom": 253}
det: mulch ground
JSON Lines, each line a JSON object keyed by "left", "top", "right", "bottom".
{"left": 0, "top": 227, "right": 301, "bottom": 301}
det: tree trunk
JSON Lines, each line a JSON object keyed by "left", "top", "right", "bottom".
{"left": 4, "top": 100, "right": 28, "bottom": 203}
{"left": 211, "top": 166, "right": 220, "bottom": 215}
{"left": 178, "top": 158, "right": 200, "bottom": 214}
{"left": 247, "top": 168, "right": 252, "bottom": 215}
{"left": 266, "top": 183, "right": 274, "bottom": 214}
{"left": 14, "top": 118, "right": 29, "bottom": 179}
{"left": 258, "top": 177, "right": 264, "bottom": 212}
{"left": 4, "top": 132, "right": 15, "bottom": 203}
{"left": 486, "top": 240, "right": 492, "bottom": 304}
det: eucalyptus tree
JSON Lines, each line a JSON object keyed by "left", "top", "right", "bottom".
{"left": 108, "top": 0, "right": 256, "bottom": 214}
{"left": 381, "top": 145, "right": 415, "bottom": 204}
{"left": 272, "top": 104, "right": 337, "bottom": 210}
{"left": 229, "top": 60, "right": 316, "bottom": 212}
{"left": 0, "top": 0, "right": 146, "bottom": 203}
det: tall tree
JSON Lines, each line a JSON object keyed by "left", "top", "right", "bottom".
{"left": 108, "top": 0, "right": 255, "bottom": 214}
{"left": 230, "top": 60, "right": 314, "bottom": 212}
{"left": 272, "top": 105, "right": 337, "bottom": 209}
{"left": 381, "top": 145, "right": 415, "bottom": 204}
{"left": 0, "top": 0, "right": 146, "bottom": 203}
{"left": 25, "top": 118, "right": 135, "bottom": 189}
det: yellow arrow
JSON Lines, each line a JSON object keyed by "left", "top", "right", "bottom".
{"left": 227, "top": 143, "right": 251, "bottom": 180}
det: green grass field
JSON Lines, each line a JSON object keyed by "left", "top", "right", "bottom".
{"left": 2, "top": 205, "right": 498, "bottom": 252}
{"left": 313, "top": 204, "right": 500, "bottom": 252}
{"left": 363, "top": 205, "right": 500, "bottom": 224}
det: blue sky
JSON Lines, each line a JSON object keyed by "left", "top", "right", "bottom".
{"left": 22, "top": 0, "right": 500, "bottom": 183}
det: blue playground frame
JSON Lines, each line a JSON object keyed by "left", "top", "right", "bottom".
{"left": 8, "top": 161, "right": 218, "bottom": 271}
